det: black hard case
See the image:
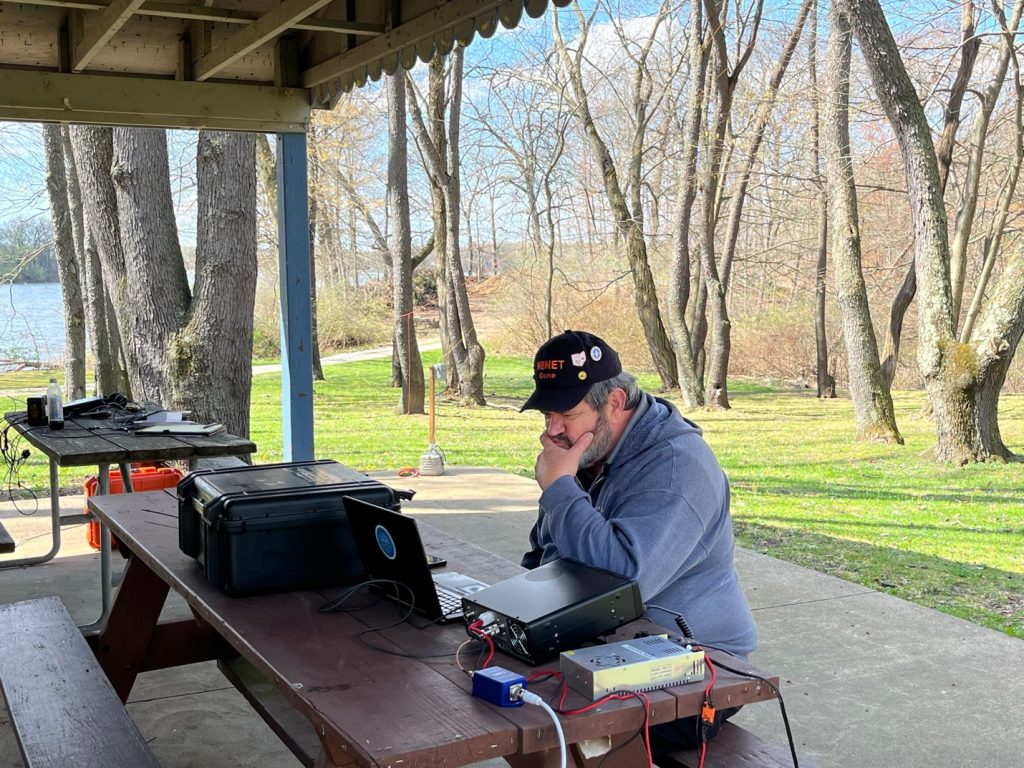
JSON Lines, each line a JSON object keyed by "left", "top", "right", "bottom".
{"left": 178, "top": 460, "right": 410, "bottom": 595}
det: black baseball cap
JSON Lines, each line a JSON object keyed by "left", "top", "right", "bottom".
{"left": 520, "top": 330, "right": 622, "bottom": 413}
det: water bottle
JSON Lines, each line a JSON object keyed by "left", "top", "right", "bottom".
{"left": 46, "top": 378, "right": 64, "bottom": 430}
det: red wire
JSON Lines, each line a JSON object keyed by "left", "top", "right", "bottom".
{"left": 704, "top": 654, "right": 717, "bottom": 698}
{"left": 527, "top": 669, "right": 561, "bottom": 681}
{"left": 637, "top": 692, "right": 651, "bottom": 767}
{"left": 698, "top": 654, "right": 718, "bottom": 768}
{"left": 561, "top": 691, "right": 652, "bottom": 766}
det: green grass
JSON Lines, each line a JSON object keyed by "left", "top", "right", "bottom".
{"left": 3, "top": 358, "right": 1022, "bottom": 638}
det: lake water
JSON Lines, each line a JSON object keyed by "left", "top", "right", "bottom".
{"left": 0, "top": 282, "right": 66, "bottom": 368}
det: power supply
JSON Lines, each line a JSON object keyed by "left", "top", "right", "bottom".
{"left": 560, "top": 635, "right": 706, "bottom": 699}
{"left": 461, "top": 558, "right": 644, "bottom": 665}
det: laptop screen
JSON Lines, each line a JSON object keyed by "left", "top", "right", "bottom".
{"left": 343, "top": 496, "right": 448, "bottom": 620}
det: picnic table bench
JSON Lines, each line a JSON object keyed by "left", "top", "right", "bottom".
{"left": 0, "top": 596, "right": 159, "bottom": 768}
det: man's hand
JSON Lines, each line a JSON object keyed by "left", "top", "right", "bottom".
{"left": 535, "top": 431, "right": 594, "bottom": 491}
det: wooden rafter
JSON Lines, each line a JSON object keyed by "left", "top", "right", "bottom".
{"left": 5, "top": 0, "right": 383, "bottom": 36}
{"left": 193, "top": 0, "right": 335, "bottom": 81}
{"left": 73, "top": 0, "right": 145, "bottom": 71}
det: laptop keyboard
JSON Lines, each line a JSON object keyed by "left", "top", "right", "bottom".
{"left": 435, "top": 586, "right": 464, "bottom": 617}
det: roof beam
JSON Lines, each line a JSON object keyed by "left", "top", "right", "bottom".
{"left": 73, "top": 0, "right": 145, "bottom": 72}
{"left": 302, "top": 0, "right": 509, "bottom": 88}
{"left": 5, "top": 0, "right": 383, "bottom": 35}
{"left": 193, "top": 0, "right": 334, "bottom": 82}
{"left": 0, "top": 68, "right": 310, "bottom": 132}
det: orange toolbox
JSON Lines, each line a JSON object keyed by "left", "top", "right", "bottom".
{"left": 84, "top": 464, "right": 184, "bottom": 550}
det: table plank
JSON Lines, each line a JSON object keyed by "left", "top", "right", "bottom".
{"left": 3, "top": 412, "right": 255, "bottom": 467}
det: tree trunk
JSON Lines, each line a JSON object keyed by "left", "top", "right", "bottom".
{"left": 697, "top": 0, "right": 764, "bottom": 408}
{"left": 668, "top": 0, "right": 707, "bottom": 410}
{"left": 388, "top": 72, "right": 425, "bottom": 415}
{"left": 809, "top": 0, "right": 835, "bottom": 399}
{"left": 881, "top": 1, "right": 1022, "bottom": 388}
{"left": 110, "top": 128, "right": 191, "bottom": 404}
{"left": 823, "top": 0, "right": 902, "bottom": 442}
{"left": 42, "top": 125, "right": 87, "bottom": 400}
{"left": 442, "top": 47, "right": 486, "bottom": 405}
{"left": 68, "top": 126, "right": 136, "bottom": 398}
{"left": 710, "top": 0, "right": 812, "bottom": 407}
{"left": 61, "top": 127, "right": 119, "bottom": 396}
{"left": 408, "top": 53, "right": 485, "bottom": 404}
{"left": 961, "top": 76, "right": 1024, "bottom": 345}
{"left": 945, "top": 1, "right": 1024, "bottom": 328}
{"left": 410, "top": 65, "right": 457, "bottom": 394}
{"left": 167, "top": 131, "right": 257, "bottom": 439}
{"left": 255, "top": 133, "right": 278, "bottom": 222}
{"left": 970, "top": 251, "right": 1024, "bottom": 460}
{"left": 845, "top": 0, "right": 1006, "bottom": 461}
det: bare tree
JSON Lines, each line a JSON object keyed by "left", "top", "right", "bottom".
{"left": 843, "top": 0, "right": 1024, "bottom": 461}
{"left": 822, "top": 0, "right": 902, "bottom": 443}
{"left": 668, "top": 0, "right": 709, "bottom": 409}
{"left": 408, "top": 48, "right": 486, "bottom": 405}
{"left": 712, "top": 0, "right": 814, "bottom": 406}
{"left": 808, "top": 0, "right": 835, "bottom": 399}
{"left": 552, "top": 2, "right": 679, "bottom": 389}
{"left": 698, "top": 0, "right": 764, "bottom": 407}
{"left": 168, "top": 131, "right": 258, "bottom": 438}
{"left": 41, "top": 125, "right": 86, "bottom": 399}
{"left": 61, "top": 127, "right": 121, "bottom": 395}
{"left": 388, "top": 72, "right": 425, "bottom": 415}
{"left": 69, "top": 126, "right": 139, "bottom": 398}
{"left": 881, "top": 1, "right": 1021, "bottom": 387}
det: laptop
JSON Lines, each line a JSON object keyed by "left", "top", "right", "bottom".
{"left": 343, "top": 496, "right": 489, "bottom": 623}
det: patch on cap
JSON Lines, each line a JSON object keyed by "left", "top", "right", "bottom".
{"left": 520, "top": 330, "right": 622, "bottom": 413}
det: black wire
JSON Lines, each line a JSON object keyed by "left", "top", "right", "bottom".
{"left": 589, "top": 690, "right": 650, "bottom": 768}
{"left": 0, "top": 422, "right": 38, "bottom": 515}
{"left": 456, "top": 633, "right": 489, "bottom": 672}
{"left": 318, "top": 579, "right": 397, "bottom": 613}
{"left": 320, "top": 579, "right": 470, "bottom": 661}
{"left": 699, "top": 655, "right": 800, "bottom": 768}
{"left": 645, "top": 603, "right": 696, "bottom": 640}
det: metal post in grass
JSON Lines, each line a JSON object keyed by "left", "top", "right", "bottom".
{"left": 419, "top": 363, "right": 446, "bottom": 476}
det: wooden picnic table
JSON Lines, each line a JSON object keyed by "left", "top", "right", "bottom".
{"left": 1, "top": 409, "right": 255, "bottom": 630}
{"left": 88, "top": 488, "right": 780, "bottom": 768}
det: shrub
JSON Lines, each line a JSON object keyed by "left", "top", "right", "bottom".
{"left": 251, "top": 282, "right": 393, "bottom": 357}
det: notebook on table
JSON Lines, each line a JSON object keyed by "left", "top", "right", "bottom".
{"left": 343, "top": 496, "right": 489, "bottom": 624}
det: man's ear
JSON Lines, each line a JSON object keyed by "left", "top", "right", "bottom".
{"left": 608, "top": 387, "right": 628, "bottom": 416}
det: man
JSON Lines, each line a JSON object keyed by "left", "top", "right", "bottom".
{"left": 520, "top": 330, "right": 757, "bottom": 751}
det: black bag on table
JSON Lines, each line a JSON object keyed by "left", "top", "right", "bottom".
{"left": 178, "top": 459, "right": 412, "bottom": 595}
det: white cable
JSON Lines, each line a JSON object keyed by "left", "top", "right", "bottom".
{"left": 519, "top": 690, "right": 566, "bottom": 768}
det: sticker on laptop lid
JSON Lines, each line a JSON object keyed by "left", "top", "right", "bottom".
{"left": 374, "top": 525, "right": 397, "bottom": 560}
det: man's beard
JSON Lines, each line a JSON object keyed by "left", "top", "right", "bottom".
{"left": 578, "top": 406, "right": 613, "bottom": 468}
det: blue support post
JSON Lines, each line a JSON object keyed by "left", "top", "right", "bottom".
{"left": 276, "top": 132, "right": 314, "bottom": 461}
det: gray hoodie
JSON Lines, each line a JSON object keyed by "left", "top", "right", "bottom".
{"left": 522, "top": 392, "right": 758, "bottom": 659}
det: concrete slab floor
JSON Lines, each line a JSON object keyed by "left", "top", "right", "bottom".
{"left": 1, "top": 466, "right": 1022, "bottom": 767}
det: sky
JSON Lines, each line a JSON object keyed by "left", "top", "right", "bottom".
{"left": 0, "top": 0, "right": 974, "bottom": 252}
{"left": 0, "top": 123, "right": 200, "bottom": 244}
